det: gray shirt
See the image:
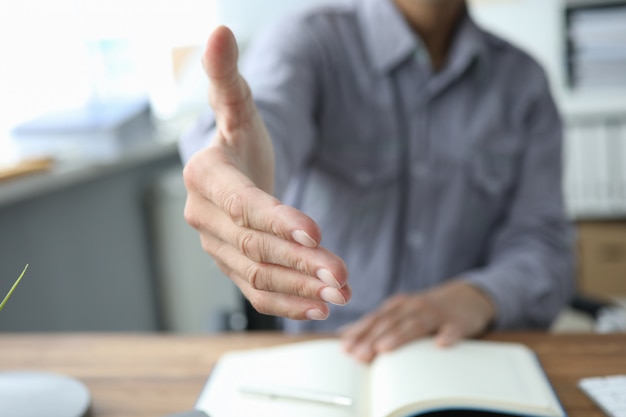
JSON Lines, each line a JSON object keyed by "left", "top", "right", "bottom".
{"left": 180, "top": 0, "right": 574, "bottom": 333}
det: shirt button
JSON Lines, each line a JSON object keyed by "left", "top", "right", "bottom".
{"left": 411, "top": 164, "right": 429, "bottom": 179}
{"left": 356, "top": 171, "right": 373, "bottom": 185}
{"left": 406, "top": 231, "right": 424, "bottom": 249}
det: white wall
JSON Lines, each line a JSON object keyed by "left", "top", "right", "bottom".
{"left": 216, "top": 0, "right": 347, "bottom": 48}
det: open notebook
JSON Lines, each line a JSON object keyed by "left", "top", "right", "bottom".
{"left": 195, "top": 338, "right": 566, "bottom": 417}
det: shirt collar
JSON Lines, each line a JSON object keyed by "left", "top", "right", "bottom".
{"left": 358, "top": 0, "right": 489, "bottom": 75}
{"left": 446, "top": 11, "right": 490, "bottom": 76}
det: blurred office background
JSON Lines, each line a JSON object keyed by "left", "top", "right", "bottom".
{"left": 0, "top": 0, "right": 624, "bottom": 333}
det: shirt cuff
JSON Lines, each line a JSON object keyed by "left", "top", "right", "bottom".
{"left": 461, "top": 267, "right": 528, "bottom": 330}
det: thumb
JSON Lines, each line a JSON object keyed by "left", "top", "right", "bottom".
{"left": 202, "top": 26, "right": 253, "bottom": 133}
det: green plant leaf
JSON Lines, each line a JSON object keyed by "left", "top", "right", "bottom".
{"left": 0, "top": 264, "right": 28, "bottom": 312}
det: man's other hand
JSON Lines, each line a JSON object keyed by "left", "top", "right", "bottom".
{"left": 340, "top": 281, "right": 495, "bottom": 362}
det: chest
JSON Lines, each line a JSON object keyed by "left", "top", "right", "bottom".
{"left": 313, "top": 63, "right": 525, "bottom": 191}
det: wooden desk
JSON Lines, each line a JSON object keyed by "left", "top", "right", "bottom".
{"left": 1, "top": 332, "right": 625, "bottom": 417}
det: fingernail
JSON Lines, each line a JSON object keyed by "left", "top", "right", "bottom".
{"left": 292, "top": 230, "right": 317, "bottom": 248}
{"left": 316, "top": 268, "right": 340, "bottom": 288}
{"left": 320, "top": 287, "right": 347, "bottom": 306}
{"left": 305, "top": 309, "right": 327, "bottom": 320}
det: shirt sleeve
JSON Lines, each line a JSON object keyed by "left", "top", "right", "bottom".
{"left": 462, "top": 66, "right": 575, "bottom": 330}
{"left": 178, "top": 12, "right": 321, "bottom": 198}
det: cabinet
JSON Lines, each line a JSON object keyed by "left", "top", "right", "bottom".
{"left": 564, "top": 0, "right": 626, "bottom": 91}
{"left": 0, "top": 142, "right": 180, "bottom": 331}
{"left": 577, "top": 221, "right": 626, "bottom": 299}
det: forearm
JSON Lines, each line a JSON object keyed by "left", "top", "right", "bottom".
{"left": 462, "top": 219, "right": 575, "bottom": 329}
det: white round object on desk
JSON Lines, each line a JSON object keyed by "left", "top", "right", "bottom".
{"left": 0, "top": 371, "right": 91, "bottom": 417}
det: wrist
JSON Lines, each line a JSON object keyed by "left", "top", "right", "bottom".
{"left": 464, "top": 282, "right": 497, "bottom": 330}
{"left": 427, "top": 280, "right": 497, "bottom": 333}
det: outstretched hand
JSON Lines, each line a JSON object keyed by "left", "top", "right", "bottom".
{"left": 183, "top": 26, "right": 351, "bottom": 321}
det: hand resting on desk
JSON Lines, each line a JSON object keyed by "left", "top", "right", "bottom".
{"left": 341, "top": 281, "right": 496, "bottom": 363}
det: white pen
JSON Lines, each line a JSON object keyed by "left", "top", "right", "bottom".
{"left": 239, "top": 384, "right": 354, "bottom": 407}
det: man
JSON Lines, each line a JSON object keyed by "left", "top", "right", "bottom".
{"left": 180, "top": 0, "right": 574, "bottom": 363}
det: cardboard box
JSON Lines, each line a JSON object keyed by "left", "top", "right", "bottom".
{"left": 577, "top": 221, "right": 626, "bottom": 299}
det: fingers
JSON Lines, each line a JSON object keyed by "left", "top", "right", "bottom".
{"left": 340, "top": 283, "right": 496, "bottom": 363}
{"left": 341, "top": 295, "right": 440, "bottom": 363}
{"left": 185, "top": 175, "right": 348, "bottom": 285}
{"left": 201, "top": 203, "right": 346, "bottom": 286}
{"left": 215, "top": 259, "right": 333, "bottom": 321}
{"left": 184, "top": 148, "right": 324, "bottom": 251}
{"left": 203, "top": 231, "right": 350, "bottom": 303}
{"left": 186, "top": 180, "right": 351, "bottom": 317}
{"left": 183, "top": 142, "right": 351, "bottom": 319}
{"left": 208, "top": 240, "right": 350, "bottom": 321}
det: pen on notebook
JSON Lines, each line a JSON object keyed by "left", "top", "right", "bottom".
{"left": 239, "top": 384, "right": 354, "bottom": 407}
{"left": 163, "top": 411, "right": 210, "bottom": 417}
